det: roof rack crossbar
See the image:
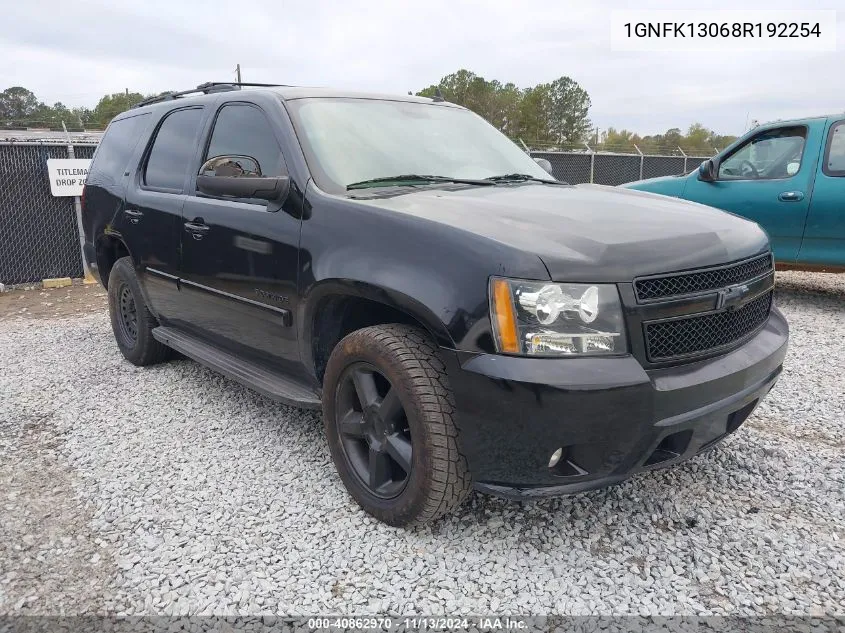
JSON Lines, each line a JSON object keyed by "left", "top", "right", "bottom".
{"left": 197, "top": 82, "right": 287, "bottom": 89}
{"left": 131, "top": 82, "right": 287, "bottom": 109}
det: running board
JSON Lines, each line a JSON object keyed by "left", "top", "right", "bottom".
{"left": 152, "top": 326, "right": 321, "bottom": 409}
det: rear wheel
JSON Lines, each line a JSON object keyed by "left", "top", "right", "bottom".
{"left": 322, "top": 324, "right": 472, "bottom": 527}
{"left": 107, "top": 256, "right": 170, "bottom": 366}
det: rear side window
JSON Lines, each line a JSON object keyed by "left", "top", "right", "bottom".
{"left": 823, "top": 121, "right": 845, "bottom": 177}
{"left": 144, "top": 108, "right": 204, "bottom": 191}
{"left": 204, "top": 104, "right": 284, "bottom": 177}
{"left": 90, "top": 113, "right": 150, "bottom": 178}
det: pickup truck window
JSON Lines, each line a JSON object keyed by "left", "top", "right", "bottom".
{"left": 286, "top": 97, "right": 549, "bottom": 194}
{"left": 718, "top": 126, "right": 806, "bottom": 181}
{"left": 204, "top": 104, "right": 284, "bottom": 178}
{"left": 144, "top": 107, "right": 204, "bottom": 191}
{"left": 823, "top": 121, "right": 845, "bottom": 177}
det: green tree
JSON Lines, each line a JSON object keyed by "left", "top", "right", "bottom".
{"left": 602, "top": 127, "right": 641, "bottom": 151}
{"left": 710, "top": 132, "right": 738, "bottom": 151}
{"left": 495, "top": 82, "right": 523, "bottom": 135}
{"left": 637, "top": 128, "right": 683, "bottom": 153}
{"left": 547, "top": 77, "right": 592, "bottom": 144}
{"left": 72, "top": 106, "right": 95, "bottom": 128}
{"left": 418, "top": 69, "right": 503, "bottom": 125}
{"left": 91, "top": 91, "right": 145, "bottom": 127}
{"left": 662, "top": 128, "right": 683, "bottom": 148}
{"left": 34, "top": 101, "right": 79, "bottom": 128}
{"left": 419, "top": 71, "right": 524, "bottom": 134}
{"left": 417, "top": 69, "right": 480, "bottom": 107}
{"left": 0, "top": 86, "right": 41, "bottom": 120}
{"left": 683, "top": 122, "right": 711, "bottom": 152}
{"left": 620, "top": 125, "right": 737, "bottom": 155}
{"left": 516, "top": 84, "right": 552, "bottom": 142}
{"left": 417, "top": 70, "right": 592, "bottom": 145}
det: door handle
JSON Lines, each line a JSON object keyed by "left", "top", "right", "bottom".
{"left": 778, "top": 191, "right": 804, "bottom": 202}
{"left": 124, "top": 209, "right": 143, "bottom": 224}
{"left": 184, "top": 220, "right": 210, "bottom": 240}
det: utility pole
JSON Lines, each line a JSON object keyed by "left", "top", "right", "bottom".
{"left": 236, "top": 64, "right": 242, "bottom": 83}
{"left": 62, "top": 121, "right": 96, "bottom": 284}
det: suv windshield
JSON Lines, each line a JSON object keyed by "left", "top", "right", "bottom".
{"left": 285, "top": 97, "right": 551, "bottom": 193}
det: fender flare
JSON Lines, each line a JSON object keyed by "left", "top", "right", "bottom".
{"left": 298, "top": 278, "right": 455, "bottom": 377}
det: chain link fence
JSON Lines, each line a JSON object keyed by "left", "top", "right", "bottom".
{"left": 0, "top": 142, "right": 96, "bottom": 285}
{"left": 0, "top": 140, "right": 715, "bottom": 286}
{"left": 530, "top": 150, "right": 713, "bottom": 185}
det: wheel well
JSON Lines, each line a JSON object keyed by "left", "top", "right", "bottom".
{"left": 97, "top": 237, "right": 130, "bottom": 289}
{"left": 312, "top": 296, "right": 430, "bottom": 384}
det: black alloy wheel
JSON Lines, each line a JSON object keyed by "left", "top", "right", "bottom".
{"left": 334, "top": 362, "right": 413, "bottom": 499}
{"left": 322, "top": 324, "right": 473, "bottom": 527}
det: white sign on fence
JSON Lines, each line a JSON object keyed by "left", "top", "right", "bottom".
{"left": 46, "top": 159, "right": 92, "bottom": 197}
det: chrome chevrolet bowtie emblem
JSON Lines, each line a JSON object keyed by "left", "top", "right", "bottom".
{"left": 717, "top": 283, "right": 751, "bottom": 311}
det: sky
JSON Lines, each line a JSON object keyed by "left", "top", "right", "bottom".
{"left": 2, "top": 0, "right": 843, "bottom": 136}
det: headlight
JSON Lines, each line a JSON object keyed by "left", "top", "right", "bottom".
{"left": 489, "top": 277, "right": 627, "bottom": 356}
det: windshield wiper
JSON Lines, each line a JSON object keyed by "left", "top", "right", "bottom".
{"left": 347, "top": 174, "right": 495, "bottom": 190}
{"left": 485, "top": 173, "right": 565, "bottom": 185}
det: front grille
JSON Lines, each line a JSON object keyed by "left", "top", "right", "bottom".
{"left": 644, "top": 290, "right": 773, "bottom": 361}
{"left": 635, "top": 253, "right": 773, "bottom": 301}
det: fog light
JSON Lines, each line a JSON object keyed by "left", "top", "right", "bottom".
{"left": 548, "top": 447, "right": 564, "bottom": 468}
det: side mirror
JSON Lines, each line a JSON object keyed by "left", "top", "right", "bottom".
{"left": 197, "top": 155, "right": 289, "bottom": 201}
{"left": 534, "top": 157, "right": 555, "bottom": 177}
{"left": 698, "top": 159, "right": 717, "bottom": 182}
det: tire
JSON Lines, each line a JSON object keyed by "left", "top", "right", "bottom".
{"left": 322, "top": 324, "right": 472, "bottom": 527}
{"left": 107, "top": 256, "right": 171, "bottom": 366}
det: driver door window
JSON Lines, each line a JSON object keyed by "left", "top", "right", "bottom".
{"left": 718, "top": 126, "right": 806, "bottom": 181}
{"left": 203, "top": 104, "right": 284, "bottom": 180}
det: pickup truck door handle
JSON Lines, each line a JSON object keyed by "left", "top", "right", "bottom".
{"left": 184, "top": 220, "right": 210, "bottom": 240}
{"left": 778, "top": 191, "right": 804, "bottom": 202}
{"left": 124, "top": 209, "right": 143, "bottom": 224}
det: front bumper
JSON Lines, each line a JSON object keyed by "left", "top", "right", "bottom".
{"left": 442, "top": 307, "right": 788, "bottom": 499}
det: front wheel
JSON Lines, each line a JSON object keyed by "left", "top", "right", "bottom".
{"left": 322, "top": 324, "right": 472, "bottom": 527}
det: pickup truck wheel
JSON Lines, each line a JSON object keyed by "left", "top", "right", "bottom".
{"left": 107, "top": 256, "right": 170, "bottom": 366}
{"left": 322, "top": 324, "right": 472, "bottom": 527}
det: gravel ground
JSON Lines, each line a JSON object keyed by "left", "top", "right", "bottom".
{"left": 0, "top": 271, "right": 843, "bottom": 616}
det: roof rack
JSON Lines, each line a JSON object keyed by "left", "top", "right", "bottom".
{"left": 131, "top": 82, "right": 286, "bottom": 109}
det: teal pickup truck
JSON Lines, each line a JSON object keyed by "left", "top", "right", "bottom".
{"left": 623, "top": 114, "right": 845, "bottom": 270}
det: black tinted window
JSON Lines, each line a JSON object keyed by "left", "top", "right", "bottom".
{"left": 205, "top": 105, "right": 283, "bottom": 177}
{"left": 91, "top": 113, "right": 149, "bottom": 178}
{"left": 145, "top": 108, "right": 204, "bottom": 190}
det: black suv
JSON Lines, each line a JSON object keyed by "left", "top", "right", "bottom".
{"left": 82, "top": 82, "right": 789, "bottom": 526}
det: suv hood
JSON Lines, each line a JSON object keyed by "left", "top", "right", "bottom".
{"left": 356, "top": 182, "right": 769, "bottom": 281}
